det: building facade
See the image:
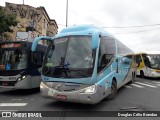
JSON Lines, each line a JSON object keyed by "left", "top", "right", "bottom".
{"left": 4, "top": 2, "right": 58, "bottom": 42}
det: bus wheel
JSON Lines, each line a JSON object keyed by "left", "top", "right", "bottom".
{"left": 140, "top": 71, "right": 145, "bottom": 78}
{"left": 106, "top": 80, "right": 117, "bottom": 100}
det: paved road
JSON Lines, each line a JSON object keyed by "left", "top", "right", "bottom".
{"left": 0, "top": 77, "right": 160, "bottom": 120}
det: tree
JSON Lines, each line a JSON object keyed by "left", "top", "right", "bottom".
{"left": 0, "top": 6, "right": 18, "bottom": 40}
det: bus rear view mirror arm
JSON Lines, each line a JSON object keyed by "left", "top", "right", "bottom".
{"left": 31, "top": 36, "right": 53, "bottom": 51}
{"left": 92, "top": 31, "right": 101, "bottom": 49}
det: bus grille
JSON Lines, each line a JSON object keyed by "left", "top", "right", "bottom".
{"left": 0, "top": 81, "right": 17, "bottom": 86}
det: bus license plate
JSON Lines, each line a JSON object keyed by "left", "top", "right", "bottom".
{"left": 2, "top": 82, "right": 8, "bottom": 86}
{"left": 57, "top": 95, "right": 67, "bottom": 100}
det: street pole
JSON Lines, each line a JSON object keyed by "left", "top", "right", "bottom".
{"left": 23, "top": 0, "right": 24, "bottom": 4}
{"left": 66, "top": 0, "right": 68, "bottom": 27}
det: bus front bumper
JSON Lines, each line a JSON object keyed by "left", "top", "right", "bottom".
{"left": 0, "top": 75, "right": 33, "bottom": 89}
{"left": 40, "top": 82, "right": 111, "bottom": 104}
{"left": 151, "top": 71, "right": 160, "bottom": 78}
{"left": 0, "top": 79, "right": 30, "bottom": 89}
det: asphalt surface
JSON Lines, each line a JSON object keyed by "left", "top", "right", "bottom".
{"left": 0, "top": 76, "right": 160, "bottom": 120}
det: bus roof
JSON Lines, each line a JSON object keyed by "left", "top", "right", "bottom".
{"left": 56, "top": 24, "right": 115, "bottom": 38}
{"left": 136, "top": 51, "right": 160, "bottom": 55}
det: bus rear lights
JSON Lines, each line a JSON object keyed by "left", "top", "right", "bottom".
{"left": 78, "top": 85, "right": 96, "bottom": 94}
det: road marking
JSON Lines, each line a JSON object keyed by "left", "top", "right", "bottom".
{"left": 144, "top": 82, "right": 157, "bottom": 85}
{"left": 144, "top": 82, "right": 160, "bottom": 86}
{"left": 152, "top": 81, "right": 160, "bottom": 84}
{"left": 135, "top": 82, "right": 157, "bottom": 88}
{"left": 125, "top": 85, "right": 132, "bottom": 88}
{"left": 131, "top": 84, "right": 144, "bottom": 88}
{"left": 0, "top": 110, "right": 17, "bottom": 111}
{"left": 11, "top": 99, "right": 22, "bottom": 101}
{"left": 0, "top": 103, "right": 27, "bottom": 106}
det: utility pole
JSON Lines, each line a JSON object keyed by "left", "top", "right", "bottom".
{"left": 23, "top": 0, "right": 24, "bottom": 5}
{"left": 66, "top": 0, "right": 68, "bottom": 27}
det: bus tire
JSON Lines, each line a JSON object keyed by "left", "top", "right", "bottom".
{"left": 106, "top": 80, "right": 117, "bottom": 100}
{"left": 140, "top": 71, "right": 145, "bottom": 78}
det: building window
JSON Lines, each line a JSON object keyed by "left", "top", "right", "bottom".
{"left": 44, "top": 19, "right": 45, "bottom": 29}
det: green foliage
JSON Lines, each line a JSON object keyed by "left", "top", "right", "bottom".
{"left": 0, "top": 6, "right": 18, "bottom": 35}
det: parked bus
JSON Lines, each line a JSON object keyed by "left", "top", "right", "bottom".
{"left": 136, "top": 51, "right": 160, "bottom": 78}
{"left": 0, "top": 41, "right": 46, "bottom": 89}
{"left": 31, "top": 25, "right": 136, "bottom": 104}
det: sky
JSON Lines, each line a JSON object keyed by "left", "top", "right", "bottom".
{"left": 1, "top": 0, "right": 160, "bottom": 53}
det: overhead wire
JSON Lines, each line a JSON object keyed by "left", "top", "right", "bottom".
{"left": 57, "top": 23, "right": 160, "bottom": 28}
{"left": 57, "top": 23, "right": 160, "bottom": 34}
{"left": 112, "top": 27, "right": 160, "bottom": 34}
{"left": 101, "top": 23, "right": 160, "bottom": 28}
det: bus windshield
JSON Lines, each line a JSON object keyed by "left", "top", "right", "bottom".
{"left": 42, "top": 36, "right": 95, "bottom": 78}
{"left": 0, "top": 49, "right": 28, "bottom": 70}
{"left": 146, "top": 54, "right": 160, "bottom": 70}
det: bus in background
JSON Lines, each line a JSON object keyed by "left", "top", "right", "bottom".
{"left": 0, "top": 41, "right": 46, "bottom": 89}
{"left": 136, "top": 51, "right": 160, "bottom": 78}
{"left": 31, "top": 25, "right": 136, "bottom": 104}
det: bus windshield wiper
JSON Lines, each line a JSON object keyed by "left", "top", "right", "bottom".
{"left": 44, "top": 67, "right": 53, "bottom": 75}
{"left": 44, "top": 65, "right": 64, "bottom": 75}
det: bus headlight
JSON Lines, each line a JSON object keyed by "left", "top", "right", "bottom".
{"left": 22, "top": 75, "right": 26, "bottom": 79}
{"left": 17, "top": 75, "right": 27, "bottom": 81}
{"left": 40, "top": 82, "right": 49, "bottom": 89}
{"left": 17, "top": 77, "right": 21, "bottom": 81}
{"left": 78, "top": 85, "right": 96, "bottom": 94}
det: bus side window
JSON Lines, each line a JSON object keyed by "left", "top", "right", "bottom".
{"left": 143, "top": 55, "right": 151, "bottom": 68}
{"left": 97, "top": 37, "right": 116, "bottom": 73}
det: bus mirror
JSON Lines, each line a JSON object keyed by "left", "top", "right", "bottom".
{"left": 32, "top": 52, "right": 42, "bottom": 66}
{"left": 31, "top": 36, "right": 53, "bottom": 52}
{"left": 51, "top": 42, "right": 55, "bottom": 50}
{"left": 47, "top": 42, "right": 55, "bottom": 58}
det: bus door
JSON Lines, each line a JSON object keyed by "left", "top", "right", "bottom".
{"left": 31, "top": 50, "right": 44, "bottom": 88}
{"left": 116, "top": 56, "right": 126, "bottom": 85}
{"left": 136, "top": 54, "right": 146, "bottom": 76}
{"left": 97, "top": 36, "right": 116, "bottom": 88}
